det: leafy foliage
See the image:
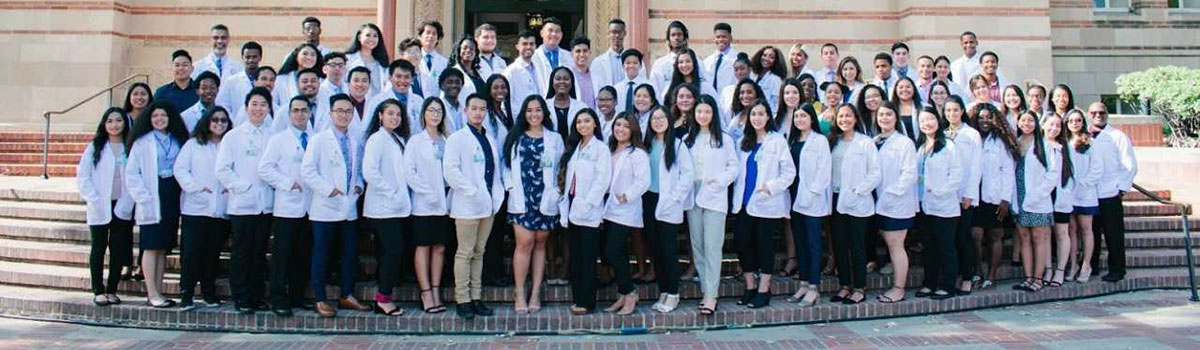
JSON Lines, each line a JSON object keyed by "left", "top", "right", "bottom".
{"left": 1115, "top": 66, "right": 1200, "bottom": 147}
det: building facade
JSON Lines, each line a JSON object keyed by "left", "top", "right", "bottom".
{"left": 2, "top": 0, "right": 1198, "bottom": 126}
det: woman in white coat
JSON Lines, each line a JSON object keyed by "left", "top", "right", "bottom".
{"left": 1012, "top": 111, "right": 1061, "bottom": 293}
{"left": 124, "top": 100, "right": 190, "bottom": 308}
{"left": 827, "top": 103, "right": 881, "bottom": 305}
{"left": 600, "top": 112, "right": 646, "bottom": 315}
{"left": 731, "top": 100, "right": 796, "bottom": 309}
{"left": 1064, "top": 108, "right": 1102, "bottom": 283}
{"left": 872, "top": 103, "right": 918, "bottom": 303}
{"left": 970, "top": 103, "right": 1019, "bottom": 289}
{"left": 684, "top": 96, "right": 739, "bottom": 314}
{"left": 643, "top": 106, "right": 695, "bottom": 313}
{"left": 942, "top": 97, "right": 984, "bottom": 294}
{"left": 174, "top": 107, "right": 232, "bottom": 310}
{"left": 545, "top": 66, "right": 588, "bottom": 136}
{"left": 361, "top": 99, "right": 413, "bottom": 316}
{"left": 404, "top": 97, "right": 453, "bottom": 313}
{"left": 1044, "top": 112, "right": 1074, "bottom": 287}
{"left": 785, "top": 104, "right": 830, "bottom": 307}
{"left": 554, "top": 109, "right": 611, "bottom": 314}
{"left": 914, "top": 107, "right": 963, "bottom": 300}
{"left": 77, "top": 107, "right": 134, "bottom": 306}
{"left": 344, "top": 23, "right": 390, "bottom": 96}
{"left": 502, "top": 95, "right": 565, "bottom": 314}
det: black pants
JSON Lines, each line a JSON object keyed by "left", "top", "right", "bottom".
{"left": 643, "top": 192, "right": 681, "bottom": 294}
{"left": 1093, "top": 195, "right": 1127, "bottom": 276}
{"left": 733, "top": 211, "right": 781, "bottom": 277}
{"left": 831, "top": 196, "right": 868, "bottom": 289}
{"left": 89, "top": 201, "right": 133, "bottom": 295}
{"left": 604, "top": 221, "right": 636, "bottom": 295}
{"left": 179, "top": 215, "right": 228, "bottom": 301}
{"left": 790, "top": 212, "right": 824, "bottom": 285}
{"left": 568, "top": 223, "right": 602, "bottom": 310}
{"left": 228, "top": 214, "right": 272, "bottom": 305}
{"left": 269, "top": 216, "right": 311, "bottom": 309}
{"left": 374, "top": 217, "right": 406, "bottom": 296}
{"left": 955, "top": 206, "right": 978, "bottom": 280}
{"left": 920, "top": 214, "right": 959, "bottom": 291}
{"left": 482, "top": 200, "right": 512, "bottom": 284}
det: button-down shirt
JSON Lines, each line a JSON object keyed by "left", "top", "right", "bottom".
{"left": 152, "top": 131, "right": 180, "bottom": 177}
{"left": 335, "top": 129, "right": 352, "bottom": 189}
{"left": 154, "top": 80, "right": 198, "bottom": 114}
{"left": 468, "top": 125, "right": 495, "bottom": 192}
{"left": 572, "top": 66, "right": 596, "bottom": 109}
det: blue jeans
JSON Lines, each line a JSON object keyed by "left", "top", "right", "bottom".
{"left": 789, "top": 212, "right": 824, "bottom": 286}
{"left": 310, "top": 220, "right": 358, "bottom": 302}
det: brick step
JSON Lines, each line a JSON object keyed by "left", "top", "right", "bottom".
{"left": 0, "top": 164, "right": 75, "bottom": 177}
{"left": 0, "top": 132, "right": 93, "bottom": 143}
{"left": 0, "top": 267, "right": 1195, "bottom": 334}
{"left": 0, "top": 142, "right": 88, "bottom": 154}
{"left": 0, "top": 188, "right": 82, "bottom": 205}
{"left": 1119, "top": 189, "right": 1171, "bottom": 202}
{"left": 0, "top": 152, "right": 81, "bottom": 165}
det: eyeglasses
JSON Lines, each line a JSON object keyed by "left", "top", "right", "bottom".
{"left": 210, "top": 118, "right": 230, "bottom": 123}
{"left": 291, "top": 108, "right": 311, "bottom": 113}
{"left": 326, "top": 62, "right": 346, "bottom": 68}
{"left": 426, "top": 109, "right": 444, "bottom": 116}
{"left": 332, "top": 108, "right": 354, "bottom": 115}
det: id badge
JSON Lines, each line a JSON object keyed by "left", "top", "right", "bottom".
{"left": 472, "top": 152, "right": 485, "bottom": 163}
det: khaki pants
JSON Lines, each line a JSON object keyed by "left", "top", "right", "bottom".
{"left": 453, "top": 216, "right": 494, "bottom": 303}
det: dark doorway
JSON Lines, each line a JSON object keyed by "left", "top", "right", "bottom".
{"left": 464, "top": 0, "right": 586, "bottom": 62}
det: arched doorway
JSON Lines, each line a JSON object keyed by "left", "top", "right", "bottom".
{"left": 463, "top": 0, "right": 586, "bottom": 59}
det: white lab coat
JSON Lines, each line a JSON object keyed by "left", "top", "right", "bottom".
{"left": 404, "top": 130, "right": 450, "bottom": 216}
{"left": 192, "top": 52, "right": 244, "bottom": 81}
{"left": 688, "top": 131, "right": 739, "bottom": 213}
{"left": 548, "top": 98, "right": 588, "bottom": 135}
{"left": 364, "top": 89, "right": 426, "bottom": 137}
{"left": 258, "top": 127, "right": 312, "bottom": 219}
{"left": 704, "top": 47, "right": 740, "bottom": 96}
{"left": 1092, "top": 124, "right": 1137, "bottom": 199}
{"left": 124, "top": 136, "right": 168, "bottom": 225}
{"left": 652, "top": 141, "right": 695, "bottom": 224}
{"left": 301, "top": 128, "right": 364, "bottom": 222}
{"left": 532, "top": 46, "right": 572, "bottom": 94}
{"left": 346, "top": 52, "right": 390, "bottom": 96}
{"left": 216, "top": 71, "right": 255, "bottom": 119}
{"left": 361, "top": 130, "right": 413, "bottom": 219}
{"left": 951, "top": 124, "right": 984, "bottom": 206}
{"left": 613, "top": 76, "right": 650, "bottom": 115}
{"left": 174, "top": 139, "right": 227, "bottom": 218}
{"left": 980, "top": 136, "right": 1016, "bottom": 206}
{"left": 833, "top": 133, "right": 882, "bottom": 218}
{"left": 77, "top": 142, "right": 134, "bottom": 225}
{"left": 791, "top": 134, "right": 832, "bottom": 217}
{"left": 558, "top": 136, "right": 612, "bottom": 228}
{"left": 917, "top": 141, "right": 963, "bottom": 218}
{"left": 1069, "top": 143, "right": 1104, "bottom": 208}
{"left": 603, "top": 147, "right": 650, "bottom": 228}
{"left": 504, "top": 130, "right": 565, "bottom": 216}
{"left": 731, "top": 132, "right": 796, "bottom": 218}
{"left": 443, "top": 126, "right": 505, "bottom": 219}
{"left": 502, "top": 59, "right": 543, "bottom": 104}
{"left": 755, "top": 72, "right": 784, "bottom": 113}
{"left": 180, "top": 102, "right": 207, "bottom": 134}
{"left": 478, "top": 53, "right": 508, "bottom": 79}
{"left": 875, "top": 134, "right": 919, "bottom": 220}
{"left": 214, "top": 121, "right": 275, "bottom": 216}
{"left": 1012, "top": 141, "right": 1062, "bottom": 215}
{"left": 418, "top": 49, "right": 450, "bottom": 83}
{"left": 591, "top": 49, "right": 647, "bottom": 90}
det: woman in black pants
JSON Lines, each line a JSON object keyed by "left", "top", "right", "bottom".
{"left": 941, "top": 97, "right": 984, "bottom": 294}
{"left": 914, "top": 107, "right": 964, "bottom": 299}
{"left": 601, "top": 113, "right": 647, "bottom": 315}
{"left": 361, "top": 99, "right": 413, "bottom": 316}
{"left": 173, "top": 107, "right": 233, "bottom": 310}
{"left": 827, "top": 104, "right": 881, "bottom": 304}
{"left": 77, "top": 107, "right": 135, "bottom": 306}
{"left": 643, "top": 103, "right": 695, "bottom": 313}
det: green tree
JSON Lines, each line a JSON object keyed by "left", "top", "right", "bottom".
{"left": 1116, "top": 66, "right": 1200, "bottom": 147}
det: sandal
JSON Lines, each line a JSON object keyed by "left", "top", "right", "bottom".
{"left": 698, "top": 305, "right": 716, "bottom": 316}
{"left": 420, "top": 289, "right": 442, "bottom": 314}
{"left": 777, "top": 257, "right": 798, "bottom": 277}
{"left": 374, "top": 302, "right": 404, "bottom": 316}
{"left": 876, "top": 287, "right": 906, "bottom": 303}
{"left": 842, "top": 289, "right": 866, "bottom": 305}
{"left": 787, "top": 283, "right": 811, "bottom": 302}
{"left": 830, "top": 287, "right": 851, "bottom": 303}
{"left": 1027, "top": 279, "right": 1045, "bottom": 292}
{"left": 1013, "top": 278, "right": 1034, "bottom": 291}
{"left": 148, "top": 298, "right": 176, "bottom": 308}
{"left": 1076, "top": 264, "right": 1093, "bottom": 283}
{"left": 1048, "top": 268, "right": 1065, "bottom": 287}
{"left": 430, "top": 286, "right": 446, "bottom": 313}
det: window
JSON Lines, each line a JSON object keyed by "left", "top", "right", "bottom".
{"left": 1094, "top": 0, "right": 1131, "bottom": 8}
{"left": 1101, "top": 94, "right": 1148, "bottom": 115}
{"left": 1169, "top": 0, "right": 1200, "bottom": 9}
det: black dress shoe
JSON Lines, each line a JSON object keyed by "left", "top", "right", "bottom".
{"left": 747, "top": 293, "right": 770, "bottom": 309}
{"left": 272, "top": 308, "right": 294, "bottom": 317}
{"left": 738, "top": 289, "right": 757, "bottom": 306}
{"left": 472, "top": 300, "right": 494, "bottom": 316}
{"left": 1101, "top": 273, "right": 1125, "bottom": 282}
{"left": 295, "top": 300, "right": 316, "bottom": 309}
{"left": 456, "top": 303, "right": 476, "bottom": 319}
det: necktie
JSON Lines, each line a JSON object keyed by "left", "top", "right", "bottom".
{"left": 215, "top": 56, "right": 223, "bottom": 76}
{"left": 524, "top": 63, "right": 538, "bottom": 91}
{"left": 611, "top": 51, "right": 622, "bottom": 84}
{"left": 425, "top": 53, "right": 433, "bottom": 72}
{"left": 546, "top": 48, "right": 558, "bottom": 69}
{"left": 300, "top": 131, "right": 308, "bottom": 150}
{"left": 712, "top": 53, "right": 723, "bottom": 90}
{"left": 625, "top": 81, "right": 635, "bottom": 112}
{"left": 338, "top": 133, "right": 351, "bottom": 189}
{"left": 412, "top": 75, "right": 424, "bottom": 97}
{"left": 898, "top": 67, "right": 908, "bottom": 77}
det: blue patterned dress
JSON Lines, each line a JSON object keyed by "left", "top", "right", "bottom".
{"left": 507, "top": 135, "right": 558, "bottom": 230}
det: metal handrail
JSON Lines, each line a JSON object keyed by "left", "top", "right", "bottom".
{"left": 1131, "top": 183, "right": 1197, "bottom": 301}
{"left": 40, "top": 74, "right": 150, "bottom": 179}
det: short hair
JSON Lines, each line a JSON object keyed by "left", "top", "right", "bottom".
{"left": 891, "top": 42, "right": 909, "bottom": 53}
{"left": 569, "top": 37, "right": 590, "bottom": 49}
{"left": 543, "top": 16, "right": 563, "bottom": 29}
{"left": 252, "top": 66, "right": 276, "bottom": 80}
{"left": 211, "top": 24, "right": 229, "bottom": 32}
{"left": 620, "top": 48, "right": 643, "bottom": 63}
{"left": 418, "top": 20, "right": 444, "bottom": 39}
{"left": 289, "top": 95, "right": 310, "bottom": 108}
{"left": 465, "top": 93, "right": 489, "bottom": 106}
{"left": 713, "top": 22, "right": 732, "bottom": 33}
{"left": 874, "top": 52, "right": 893, "bottom": 66}
{"left": 517, "top": 29, "right": 536, "bottom": 41}
{"left": 297, "top": 67, "right": 321, "bottom": 79}
{"left": 323, "top": 51, "right": 346, "bottom": 63}
{"left": 398, "top": 38, "right": 421, "bottom": 52}
{"left": 608, "top": 18, "right": 626, "bottom": 27}
{"left": 171, "top": 49, "right": 192, "bottom": 62}
{"left": 302, "top": 16, "right": 321, "bottom": 27}
{"left": 348, "top": 66, "right": 371, "bottom": 80}
{"left": 195, "top": 71, "right": 220, "bottom": 87}
{"left": 245, "top": 87, "right": 272, "bottom": 107}
{"left": 328, "top": 93, "right": 352, "bottom": 107}
{"left": 981, "top": 51, "right": 999, "bottom": 64}
{"left": 666, "top": 20, "right": 690, "bottom": 40}
{"left": 822, "top": 43, "right": 838, "bottom": 54}
{"left": 439, "top": 67, "right": 464, "bottom": 86}
{"left": 241, "top": 41, "right": 262, "bottom": 55}
{"left": 388, "top": 59, "right": 416, "bottom": 75}
{"left": 961, "top": 31, "right": 977, "bottom": 39}
{"left": 474, "top": 23, "right": 497, "bottom": 37}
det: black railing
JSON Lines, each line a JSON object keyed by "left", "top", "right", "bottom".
{"left": 1132, "top": 183, "right": 1197, "bottom": 301}
{"left": 40, "top": 74, "right": 149, "bottom": 179}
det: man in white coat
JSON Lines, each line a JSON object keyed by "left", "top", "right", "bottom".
{"left": 704, "top": 22, "right": 739, "bottom": 96}
{"left": 214, "top": 42, "right": 263, "bottom": 119}
{"left": 502, "top": 31, "right": 542, "bottom": 103}
{"left": 475, "top": 23, "right": 508, "bottom": 79}
{"left": 258, "top": 96, "right": 316, "bottom": 316}
{"left": 532, "top": 17, "right": 573, "bottom": 95}
{"left": 192, "top": 24, "right": 244, "bottom": 81}
{"left": 443, "top": 94, "right": 504, "bottom": 319}
{"left": 366, "top": 60, "right": 425, "bottom": 137}
{"left": 590, "top": 19, "right": 643, "bottom": 90}
{"left": 1087, "top": 102, "right": 1138, "bottom": 283}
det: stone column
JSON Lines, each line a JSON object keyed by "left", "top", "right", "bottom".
{"left": 379, "top": 0, "right": 397, "bottom": 58}
{"left": 627, "top": 0, "right": 648, "bottom": 53}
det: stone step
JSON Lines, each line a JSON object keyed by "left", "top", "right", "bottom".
{"left": 0, "top": 132, "right": 93, "bottom": 143}
{"left": 1122, "top": 189, "right": 1172, "bottom": 202}
{"left": 0, "top": 152, "right": 81, "bottom": 165}
{"left": 0, "top": 142, "right": 88, "bottom": 154}
{"left": 0, "top": 188, "right": 82, "bottom": 204}
{"left": 0, "top": 267, "right": 1195, "bottom": 335}
{"left": 0, "top": 200, "right": 87, "bottom": 223}
{"left": 0, "top": 164, "right": 76, "bottom": 177}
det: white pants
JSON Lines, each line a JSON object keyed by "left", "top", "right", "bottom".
{"left": 686, "top": 207, "right": 727, "bottom": 298}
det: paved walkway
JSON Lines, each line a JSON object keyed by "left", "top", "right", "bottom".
{"left": 1, "top": 289, "right": 1197, "bottom": 350}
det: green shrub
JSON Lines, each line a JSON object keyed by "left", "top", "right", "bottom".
{"left": 1115, "top": 66, "right": 1200, "bottom": 147}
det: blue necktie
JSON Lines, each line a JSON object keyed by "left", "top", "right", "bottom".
{"left": 712, "top": 53, "right": 723, "bottom": 90}
{"left": 625, "top": 81, "right": 635, "bottom": 112}
{"left": 215, "top": 56, "right": 223, "bottom": 76}
{"left": 425, "top": 53, "right": 433, "bottom": 72}
{"left": 412, "top": 76, "right": 424, "bottom": 97}
{"left": 546, "top": 48, "right": 558, "bottom": 69}
{"left": 338, "top": 134, "right": 351, "bottom": 189}
{"left": 898, "top": 67, "right": 908, "bottom": 77}
{"left": 525, "top": 63, "right": 538, "bottom": 91}
{"left": 300, "top": 131, "right": 308, "bottom": 150}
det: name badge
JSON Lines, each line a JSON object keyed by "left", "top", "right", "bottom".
{"left": 472, "top": 152, "right": 485, "bottom": 163}
{"left": 245, "top": 147, "right": 258, "bottom": 157}
{"left": 540, "top": 157, "right": 554, "bottom": 169}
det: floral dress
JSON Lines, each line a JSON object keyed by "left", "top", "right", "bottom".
{"left": 507, "top": 135, "right": 558, "bottom": 230}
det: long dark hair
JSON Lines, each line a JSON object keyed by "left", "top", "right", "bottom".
{"left": 751, "top": 46, "right": 788, "bottom": 82}
{"left": 828, "top": 103, "right": 860, "bottom": 147}
{"left": 643, "top": 106, "right": 679, "bottom": 170}
{"left": 90, "top": 107, "right": 130, "bottom": 165}
{"left": 127, "top": 100, "right": 189, "bottom": 154}
{"left": 278, "top": 43, "right": 325, "bottom": 77}
{"left": 363, "top": 98, "right": 410, "bottom": 149}
{"left": 944, "top": 95, "right": 975, "bottom": 130}
{"left": 730, "top": 78, "right": 765, "bottom": 119}
{"left": 448, "top": 36, "right": 482, "bottom": 80}
{"left": 891, "top": 76, "right": 922, "bottom": 115}
{"left": 976, "top": 103, "right": 1021, "bottom": 160}
{"left": 786, "top": 103, "right": 821, "bottom": 145}
{"left": 485, "top": 74, "right": 514, "bottom": 129}
{"left": 740, "top": 100, "right": 775, "bottom": 152}
{"left": 607, "top": 111, "right": 645, "bottom": 152}
{"left": 855, "top": 84, "right": 888, "bottom": 135}
{"left": 685, "top": 94, "right": 725, "bottom": 148}
{"left": 633, "top": 83, "right": 659, "bottom": 115}
{"left": 503, "top": 95, "right": 552, "bottom": 167}
{"left": 1049, "top": 84, "right": 1076, "bottom": 114}
{"left": 346, "top": 23, "right": 389, "bottom": 64}
{"left": 915, "top": 106, "right": 947, "bottom": 154}
{"left": 667, "top": 83, "right": 698, "bottom": 126}
{"left": 1043, "top": 112, "right": 1073, "bottom": 187}
{"left": 667, "top": 48, "right": 703, "bottom": 95}
{"left": 1015, "top": 111, "right": 1047, "bottom": 168}
{"left": 1065, "top": 108, "right": 1092, "bottom": 153}
{"left": 774, "top": 78, "right": 804, "bottom": 129}
{"left": 1000, "top": 84, "right": 1028, "bottom": 118}
{"left": 190, "top": 106, "right": 229, "bottom": 146}
{"left": 418, "top": 97, "right": 449, "bottom": 136}
{"left": 544, "top": 66, "right": 577, "bottom": 99}
{"left": 926, "top": 80, "right": 952, "bottom": 111}
{"left": 122, "top": 82, "right": 153, "bottom": 116}
{"left": 557, "top": 108, "right": 604, "bottom": 191}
